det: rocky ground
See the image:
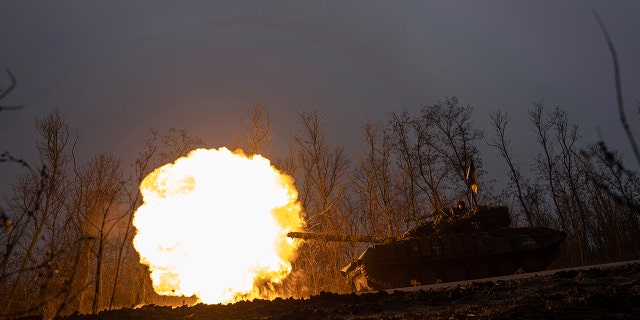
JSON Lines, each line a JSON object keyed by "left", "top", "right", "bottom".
{"left": 39, "top": 262, "right": 640, "bottom": 319}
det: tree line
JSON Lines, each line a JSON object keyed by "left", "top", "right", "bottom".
{"left": 1, "top": 95, "right": 639, "bottom": 318}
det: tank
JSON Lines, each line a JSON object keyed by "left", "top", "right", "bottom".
{"left": 288, "top": 205, "right": 566, "bottom": 292}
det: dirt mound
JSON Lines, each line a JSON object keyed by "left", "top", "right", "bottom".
{"left": 29, "top": 263, "right": 640, "bottom": 319}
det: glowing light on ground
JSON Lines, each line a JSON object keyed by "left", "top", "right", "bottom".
{"left": 132, "top": 147, "right": 304, "bottom": 304}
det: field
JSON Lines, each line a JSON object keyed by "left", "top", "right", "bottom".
{"left": 49, "top": 262, "right": 640, "bottom": 320}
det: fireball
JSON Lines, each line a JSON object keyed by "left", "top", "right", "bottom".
{"left": 132, "top": 147, "right": 304, "bottom": 304}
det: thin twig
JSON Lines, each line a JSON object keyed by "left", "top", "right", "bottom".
{"left": 0, "top": 68, "right": 24, "bottom": 111}
{"left": 593, "top": 10, "right": 640, "bottom": 166}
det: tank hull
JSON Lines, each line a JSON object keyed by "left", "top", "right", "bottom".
{"left": 341, "top": 226, "right": 566, "bottom": 292}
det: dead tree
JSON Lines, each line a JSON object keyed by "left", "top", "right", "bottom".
{"left": 389, "top": 97, "right": 483, "bottom": 212}
{"left": 231, "top": 102, "right": 272, "bottom": 156}
{"left": 287, "top": 110, "right": 351, "bottom": 296}
{"left": 488, "top": 111, "right": 534, "bottom": 226}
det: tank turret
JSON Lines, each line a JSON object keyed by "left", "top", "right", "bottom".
{"left": 288, "top": 205, "right": 567, "bottom": 292}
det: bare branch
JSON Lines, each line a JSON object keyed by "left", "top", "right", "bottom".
{"left": 593, "top": 10, "right": 640, "bottom": 166}
{"left": 0, "top": 68, "right": 24, "bottom": 111}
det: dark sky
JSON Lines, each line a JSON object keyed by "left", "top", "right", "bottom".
{"left": 1, "top": 1, "right": 639, "bottom": 190}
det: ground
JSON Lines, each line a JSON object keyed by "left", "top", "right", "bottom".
{"left": 31, "top": 262, "right": 640, "bottom": 319}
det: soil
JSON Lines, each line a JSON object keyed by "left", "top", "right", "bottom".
{"left": 27, "top": 262, "right": 640, "bottom": 319}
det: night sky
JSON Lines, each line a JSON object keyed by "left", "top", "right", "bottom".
{"left": 1, "top": 1, "right": 639, "bottom": 191}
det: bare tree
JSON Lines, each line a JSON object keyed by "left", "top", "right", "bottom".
{"left": 148, "top": 128, "right": 207, "bottom": 165}
{"left": 387, "top": 111, "right": 426, "bottom": 218}
{"left": 530, "top": 104, "right": 568, "bottom": 230}
{"left": 111, "top": 127, "right": 205, "bottom": 308}
{"left": 287, "top": 110, "right": 351, "bottom": 295}
{"left": 579, "top": 144, "right": 640, "bottom": 261}
{"left": 68, "top": 154, "right": 126, "bottom": 314}
{"left": 351, "top": 117, "right": 405, "bottom": 237}
{"left": 553, "top": 108, "right": 591, "bottom": 264}
{"left": 389, "top": 97, "right": 483, "bottom": 212}
{"left": 107, "top": 134, "right": 156, "bottom": 310}
{"left": 1, "top": 110, "right": 74, "bottom": 318}
{"left": 525, "top": 103, "right": 640, "bottom": 266}
{"left": 488, "top": 111, "right": 534, "bottom": 226}
{"left": 231, "top": 102, "right": 272, "bottom": 156}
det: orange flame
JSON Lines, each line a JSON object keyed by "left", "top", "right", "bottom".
{"left": 132, "top": 147, "right": 304, "bottom": 304}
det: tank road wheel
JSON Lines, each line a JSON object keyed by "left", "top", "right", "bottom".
{"left": 391, "top": 268, "right": 412, "bottom": 288}
{"left": 445, "top": 264, "right": 467, "bottom": 282}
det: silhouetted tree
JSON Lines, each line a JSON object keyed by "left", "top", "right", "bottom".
{"left": 286, "top": 110, "right": 351, "bottom": 296}
{"left": 389, "top": 97, "right": 483, "bottom": 213}
{"left": 1, "top": 110, "right": 75, "bottom": 318}
{"left": 67, "top": 154, "right": 126, "bottom": 314}
{"left": 231, "top": 102, "right": 272, "bottom": 157}
{"left": 351, "top": 117, "right": 406, "bottom": 237}
{"left": 488, "top": 111, "right": 535, "bottom": 226}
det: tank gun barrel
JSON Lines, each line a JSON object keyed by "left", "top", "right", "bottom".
{"left": 287, "top": 231, "right": 396, "bottom": 244}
